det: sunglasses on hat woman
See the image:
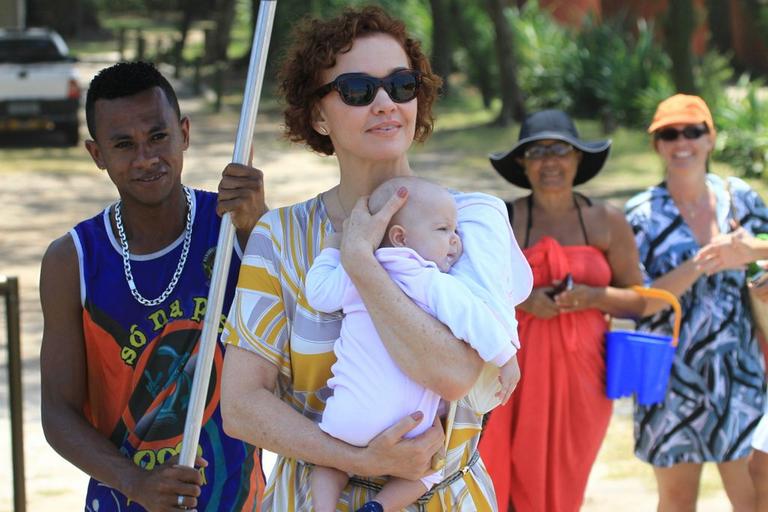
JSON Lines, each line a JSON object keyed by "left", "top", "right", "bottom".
{"left": 654, "top": 125, "right": 709, "bottom": 142}
{"left": 523, "top": 142, "right": 575, "bottom": 160}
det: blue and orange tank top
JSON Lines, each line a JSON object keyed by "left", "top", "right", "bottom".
{"left": 70, "top": 188, "right": 262, "bottom": 511}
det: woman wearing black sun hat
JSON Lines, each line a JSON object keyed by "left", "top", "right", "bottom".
{"left": 478, "top": 109, "right": 646, "bottom": 512}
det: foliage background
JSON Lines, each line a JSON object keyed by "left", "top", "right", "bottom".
{"left": 20, "top": 0, "right": 768, "bottom": 178}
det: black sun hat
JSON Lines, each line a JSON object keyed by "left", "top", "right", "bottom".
{"left": 489, "top": 109, "right": 611, "bottom": 189}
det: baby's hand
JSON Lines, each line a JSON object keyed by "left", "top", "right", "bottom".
{"left": 497, "top": 356, "right": 521, "bottom": 406}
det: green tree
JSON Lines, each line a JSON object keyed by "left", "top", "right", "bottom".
{"left": 173, "top": 0, "right": 214, "bottom": 72}
{"left": 662, "top": 0, "right": 696, "bottom": 93}
{"left": 510, "top": 1, "right": 579, "bottom": 112}
{"left": 485, "top": 0, "right": 526, "bottom": 125}
{"left": 705, "top": 0, "right": 732, "bottom": 56}
{"left": 205, "top": 0, "right": 237, "bottom": 63}
{"left": 27, "top": 0, "right": 101, "bottom": 37}
{"left": 449, "top": 0, "right": 496, "bottom": 108}
{"left": 429, "top": 0, "right": 452, "bottom": 95}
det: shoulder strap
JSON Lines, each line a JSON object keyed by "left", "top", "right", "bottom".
{"left": 573, "top": 193, "right": 591, "bottom": 246}
{"left": 574, "top": 191, "right": 593, "bottom": 207}
{"left": 524, "top": 194, "right": 533, "bottom": 249}
{"left": 725, "top": 178, "right": 741, "bottom": 228}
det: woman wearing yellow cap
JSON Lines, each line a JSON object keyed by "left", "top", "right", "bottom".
{"left": 625, "top": 94, "right": 768, "bottom": 510}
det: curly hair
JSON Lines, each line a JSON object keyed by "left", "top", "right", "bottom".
{"left": 279, "top": 6, "right": 442, "bottom": 155}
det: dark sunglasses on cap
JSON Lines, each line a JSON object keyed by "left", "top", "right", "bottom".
{"left": 315, "top": 69, "right": 421, "bottom": 107}
{"left": 654, "top": 125, "right": 709, "bottom": 142}
{"left": 523, "top": 142, "right": 575, "bottom": 160}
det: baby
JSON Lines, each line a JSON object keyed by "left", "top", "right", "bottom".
{"left": 305, "top": 176, "right": 520, "bottom": 512}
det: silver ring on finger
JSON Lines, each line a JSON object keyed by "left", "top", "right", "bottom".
{"left": 177, "top": 495, "right": 186, "bottom": 508}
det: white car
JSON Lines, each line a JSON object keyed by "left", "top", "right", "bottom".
{"left": 0, "top": 27, "right": 81, "bottom": 145}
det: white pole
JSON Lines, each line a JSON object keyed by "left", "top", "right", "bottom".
{"left": 179, "top": 0, "right": 277, "bottom": 468}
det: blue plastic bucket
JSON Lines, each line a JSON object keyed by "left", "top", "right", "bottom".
{"left": 605, "top": 330, "right": 676, "bottom": 405}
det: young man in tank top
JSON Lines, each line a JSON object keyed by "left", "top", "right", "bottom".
{"left": 39, "top": 62, "right": 267, "bottom": 511}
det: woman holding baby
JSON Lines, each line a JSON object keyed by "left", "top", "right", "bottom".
{"left": 219, "top": 6, "right": 531, "bottom": 511}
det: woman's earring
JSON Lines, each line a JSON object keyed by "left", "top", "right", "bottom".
{"left": 318, "top": 126, "right": 328, "bottom": 136}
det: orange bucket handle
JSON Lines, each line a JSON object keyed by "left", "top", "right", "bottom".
{"left": 630, "top": 286, "right": 682, "bottom": 347}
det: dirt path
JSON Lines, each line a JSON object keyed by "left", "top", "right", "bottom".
{"left": 0, "top": 64, "right": 731, "bottom": 511}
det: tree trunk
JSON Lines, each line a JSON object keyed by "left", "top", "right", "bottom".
{"left": 174, "top": 0, "right": 196, "bottom": 77}
{"left": 429, "top": 0, "right": 452, "bottom": 95}
{"left": 206, "top": 0, "right": 237, "bottom": 63}
{"left": 449, "top": 0, "right": 494, "bottom": 108}
{"left": 706, "top": 0, "right": 732, "bottom": 55}
{"left": 265, "top": 0, "right": 306, "bottom": 78}
{"left": 27, "top": 0, "right": 100, "bottom": 37}
{"left": 485, "top": 0, "right": 525, "bottom": 125}
{"left": 232, "top": 0, "right": 262, "bottom": 69}
{"left": 663, "top": 0, "right": 696, "bottom": 94}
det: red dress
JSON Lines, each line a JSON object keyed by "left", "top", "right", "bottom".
{"left": 479, "top": 236, "right": 613, "bottom": 512}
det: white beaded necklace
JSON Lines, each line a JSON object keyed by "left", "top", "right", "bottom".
{"left": 114, "top": 186, "right": 193, "bottom": 307}
{"left": 674, "top": 188, "right": 711, "bottom": 220}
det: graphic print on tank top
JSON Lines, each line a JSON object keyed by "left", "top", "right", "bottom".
{"left": 72, "top": 189, "right": 262, "bottom": 511}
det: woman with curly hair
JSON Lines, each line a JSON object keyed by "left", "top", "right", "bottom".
{"left": 219, "top": 6, "right": 530, "bottom": 512}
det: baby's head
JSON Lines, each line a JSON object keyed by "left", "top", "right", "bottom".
{"left": 370, "top": 176, "right": 462, "bottom": 272}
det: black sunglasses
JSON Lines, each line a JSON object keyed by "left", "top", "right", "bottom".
{"left": 315, "top": 69, "right": 421, "bottom": 107}
{"left": 523, "top": 142, "right": 575, "bottom": 160}
{"left": 654, "top": 125, "right": 709, "bottom": 142}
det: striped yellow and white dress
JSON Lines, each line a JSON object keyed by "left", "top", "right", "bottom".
{"left": 223, "top": 193, "right": 515, "bottom": 512}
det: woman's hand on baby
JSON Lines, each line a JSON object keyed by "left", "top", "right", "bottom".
{"left": 497, "top": 356, "right": 520, "bottom": 405}
{"left": 340, "top": 187, "right": 408, "bottom": 273}
{"left": 358, "top": 411, "right": 444, "bottom": 480}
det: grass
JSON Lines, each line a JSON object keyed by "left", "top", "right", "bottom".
{"left": 4, "top": 79, "right": 766, "bottom": 200}
{"left": 411, "top": 98, "right": 665, "bottom": 205}
{"left": 68, "top": 39, "right": 119, "bottom": 56}
{"left": 62, "top": 13, "right": 768, "bottom": 203}
{"left": 73, "top": 2, "right": 255, "bottom": 64}
{"left": 418, "top": 93, "right": 768, "bottom": 205}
